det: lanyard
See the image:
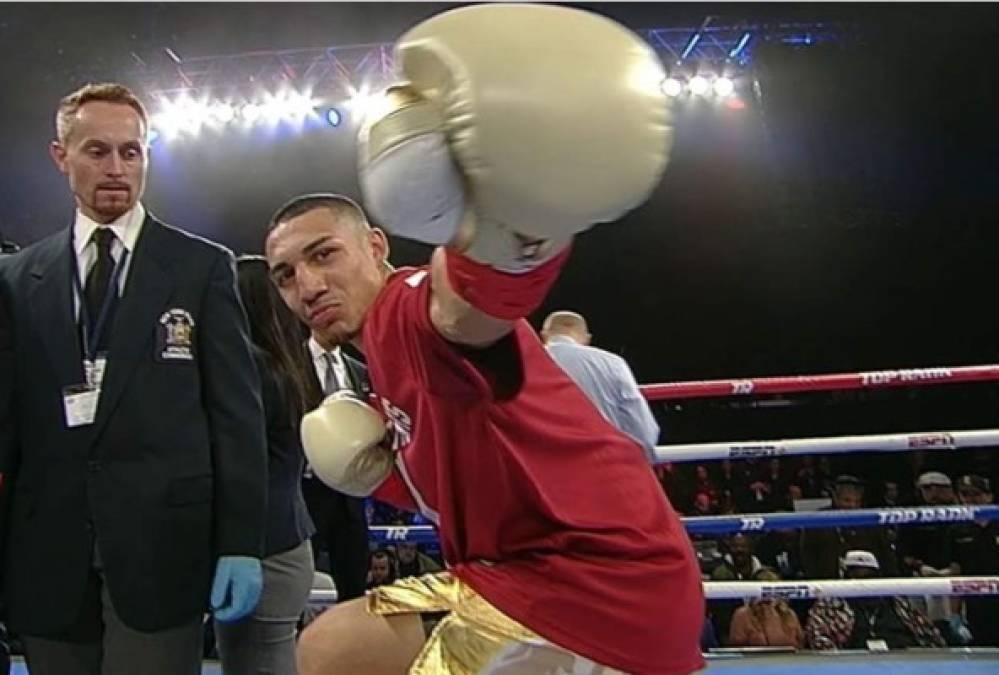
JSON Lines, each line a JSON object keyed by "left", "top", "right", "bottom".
{"left": 70, "top": 231, "right": 129, "bottom": 365}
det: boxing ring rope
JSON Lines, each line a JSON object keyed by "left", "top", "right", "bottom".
{"left": 639, "top": 363, "right": 999, "bottom": 400}
{"left": 702, "top": 577, "right": 999, "bottom": 601}
{"left": 322, "top": 363, "right": 999, "bottom": 622}
{"left": 308, "top": 577, "right": 999, "bottom": 606}
{"left": 651, "top": 428, "right": 999, "bottom": 464}
{"left": 367, "top": 504, "right": 999, "bottom": 544}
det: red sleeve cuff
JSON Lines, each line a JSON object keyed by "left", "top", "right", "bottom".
{"left": 444, "top": 246, "right": 572, "bottom": 320}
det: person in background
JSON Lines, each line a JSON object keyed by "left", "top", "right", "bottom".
{"left": 711, "top": 534, "right": 764, "bottom": 644}
{"left": 805, "top": 551, "right": 943, "bottom": 650}
{"left": 898, "top": 471, "right": 961, "bottom": 643}
{"left": 728, "top": 568, "right": 803, "bottom": 648}
{"left": 396, "top": 543, "right": 442, "bottom": 580}
{"left": 800, "top": 475, "right": 898, "bottom": 578}
{"left": 0, "top": 82, "right": 265, "bottom": 675}
{"left": 366, "top": 549, "right": 399, "bottom": 590}
{"left": 882, "top": 481, "right": 901, "bottom": 507}
{"left": 541, "top": 310, "right": 660, "bottom": 460}
{"left": 947, "top": 475, "right": 999, "bottom": 646}
{"left": 211, "top": 256, "right": 318, "bottom": 674}
{"left": 0, "top": 245, "right": 14, "bottom": 675}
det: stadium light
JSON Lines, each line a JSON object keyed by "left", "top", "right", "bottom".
{"left": 345, "top": 85, "right": 390, "bottom": 124}
{"left": 713, "top": 77, "right": 735, "bottom": 98}
{"left": 688, "top": 76, "right": 710, "bottom": 96}
{"left": 662, "top": 78, "right": 684, "bottom": 97}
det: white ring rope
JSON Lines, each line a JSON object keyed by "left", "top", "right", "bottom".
{"left": 653, "top": 428, "right": 999, "bottom": 464}
{"left": 308, "top": 577, "right": 999, "bottom": 605}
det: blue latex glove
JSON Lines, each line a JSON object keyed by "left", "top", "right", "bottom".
{"left": 211, "top": 556, "right": 263, "bottom": 623}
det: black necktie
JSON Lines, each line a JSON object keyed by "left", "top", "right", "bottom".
{"left": 83, "top": 228, "right": 117, "bottom": 351}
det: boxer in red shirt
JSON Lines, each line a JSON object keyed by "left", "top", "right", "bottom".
{"left": 265, "top": 5, "right": 705, "bottom": 674}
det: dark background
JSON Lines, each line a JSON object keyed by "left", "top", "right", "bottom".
{"left": 2, "top": 2, "right": 998, "bottom": 450}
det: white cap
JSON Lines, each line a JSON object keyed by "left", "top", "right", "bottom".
{"left": 916, "top": 471, "right": 952, "bottom": 488}
{"left": 842, "top": 550, "right": 880, "bottom": 570}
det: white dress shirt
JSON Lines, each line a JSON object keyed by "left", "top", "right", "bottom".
{"left": 307, "top": 336, "right": 350, "bottom": 393}
{"left": 72, "top": 203, "right": 146, "bottom": 318}
{"left": 545, "top": 334, "right": 661, "bottom": 456}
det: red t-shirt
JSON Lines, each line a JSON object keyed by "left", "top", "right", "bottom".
{"left": 367, "top": 267, "right": 705, "bottom": 674}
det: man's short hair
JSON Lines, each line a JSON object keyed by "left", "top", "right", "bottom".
{"left": 268, "top": 193, "right": 370, "bottom": 233}
{"left": 542, "top": 310, "right": 588, "bottom": 334}
{"left": 56, "top": 82, "right": 148, "bottom": 143}
{"left": 834, "top": 474, "right": 865, "bottom": 490}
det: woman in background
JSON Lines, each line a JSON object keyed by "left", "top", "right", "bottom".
{"left": 728, "top": 568, "right": 804, "bottom": 648}
{"left": 214, "top": 255, "right": 317, "bottom": 674}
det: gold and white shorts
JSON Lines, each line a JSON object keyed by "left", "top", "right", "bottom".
{"left": 367, "top": 571, "right": 627, "bottom": 675}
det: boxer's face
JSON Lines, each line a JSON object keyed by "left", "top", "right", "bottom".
{"left": 50, "top": 101, "right": 148, "bottom": 224}
{"left": 267, "top": 207, "right": 388, "bottom": 348}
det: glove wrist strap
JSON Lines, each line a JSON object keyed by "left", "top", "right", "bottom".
{"left": 444, "top": 245, "right": 571, "bottom": 320}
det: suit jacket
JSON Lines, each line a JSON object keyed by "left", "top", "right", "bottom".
{"left": 0, "top": 215, "right": 267, "bottom": 636}
{"left": 0, "top": 280, "right": 14, "bottom": 566}
{"left": 799, "top": 513, "right": 899, "bottom": 579}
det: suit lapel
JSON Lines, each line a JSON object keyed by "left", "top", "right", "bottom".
{"left": 29, "top": 229, "right": 85, "bottom": 386}
{"left": 92, "top": 217, "right": 174, "bottom": 436}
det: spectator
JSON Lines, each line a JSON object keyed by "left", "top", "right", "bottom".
{"left": 763, "top": 459, "right": 793, "bottom": 511}
{"left": 800, "top": 475, "right": 898, "bottom": 578}
{"left": 541, "top": 310, "right": 660, "bottom": 459}
{"left": 744, "top": 460, "right": 780, "bottom": 513}
{"left": 756, "top": 527, "right": 806, "bottom": 581}
{"left": 723, "top": 460, "right": 759, "bottom": 513}
{"left": 728, "top": 568, "right": 803, "bottom": 648}
{"left": 795, "top": 457, "right": 823, "bottom": 499}
{"left": 805, "top": 550, "right": 944, "bottom": 650}
{"left": 711, "top": 534, "right": 764, "bottom": 644}
{"left": 947, "top": 475, "right": 999, "bottom": 646}
{"left": 816, "top": 457, "right": 836, "bottom": 497}
{"left": 897, "top": 471, "right": 959, "bottom": 642}
{"left": 366, "top": 549, "right": 399, "bottom": 590}
{"left": 878, "top": 480, "right": 904, "bottom": 549}
{"left": 690, "top": 492, "right": 719, "bottom": 517}
{"left": 717, "top": 459, "right": 738, "bottom": 505}
{"left": 692, "top": 465, "right": 720, "bottom": 508}
{"left": 712, "top": 534, "right": 764, "bottom": 581}
{"left": 0, "top": 82, "right": 266, "bottom": 675}
{"left": 881, "top": 480, "right": 901, "bottom": 507}
{"left": 396, "top": 543, "right": 442, "bottom": 579}
{"left": 655, "top": 461, "right": 684, "bottom": 506}
{"left": 211, "top": 256, "right": 319, "bottom": 674}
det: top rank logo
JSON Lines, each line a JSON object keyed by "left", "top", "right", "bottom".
{"left": 860, "top": 368, "right": 953, "bottom": 386}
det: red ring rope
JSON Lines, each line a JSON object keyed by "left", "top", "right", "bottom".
{"left": 640, "top": 364, "right": 999, "bottom": 401}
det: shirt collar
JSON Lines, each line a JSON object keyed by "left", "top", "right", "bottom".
{"left": 73, "top": 203, "right": 146, "bottom": 256}
{"left": 546, "top": 334, "right": 580, "bottom": 346}
{"left": 308, "top": 336, "right": 342, "bottom": 363}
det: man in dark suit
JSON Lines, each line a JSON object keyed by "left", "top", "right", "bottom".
{"left": 0, "top": 243, "right": 15, "bottom": 675}
{"left": 800, "top": 475, "right": 899, "bottom": 579}
{"left": 301, "top": 336, "right": 372, "bottom": 601}
{"left": 0, "top": 83, "right": 267, "bottom": 675}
